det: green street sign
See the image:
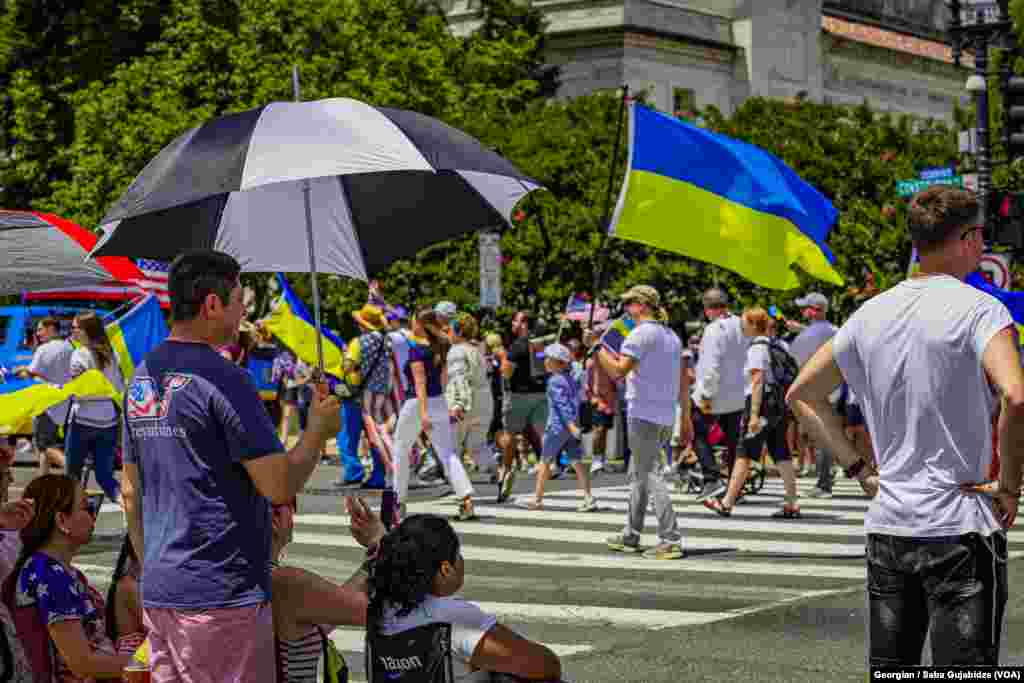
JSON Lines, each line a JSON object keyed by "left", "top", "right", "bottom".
{"left": 897, "top": 176, "right": 964, "bottom": 197}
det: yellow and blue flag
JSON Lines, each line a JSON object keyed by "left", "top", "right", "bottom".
{"left": 610, "top": 103, "right": 844, "bottom": 290}
{"left": 106, "top": 294, "right": 169, "bottom": 383}
{"left": 0, "top": 295, "right": 167, "bottom": 434}
{"left": 263, "top": 274, "right": 347, "bottom": 379}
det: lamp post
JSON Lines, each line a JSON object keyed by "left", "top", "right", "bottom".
{"left": 948, "top": 0, "right": 1014, "bottom": 233}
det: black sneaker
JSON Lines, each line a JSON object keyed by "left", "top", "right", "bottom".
{"left": 695, "top": 479, "right": 727, "bottom": 502}
{"left": 420, "top": 466, "right": 444, "bottom": 483}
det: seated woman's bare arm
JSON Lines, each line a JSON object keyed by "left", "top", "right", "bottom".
{"left": 470, "top": 623, "right": 561, "bottom": 681}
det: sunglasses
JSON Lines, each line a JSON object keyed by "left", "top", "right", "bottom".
{"left": 85, "top": 492, "right": 105, "bottom": 517}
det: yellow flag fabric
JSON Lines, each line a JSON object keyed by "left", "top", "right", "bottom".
{"left": 263, "top": 274, "right": 346, "bottom": 378}
{"left": 0, "top": 370, "right": 123, "bottom": 435}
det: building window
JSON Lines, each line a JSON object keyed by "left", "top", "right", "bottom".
{"left": 673, "top": 87, "right": 696, "bottom": 117}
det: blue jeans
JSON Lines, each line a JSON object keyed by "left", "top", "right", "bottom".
{"left": 867, "top": 532, "right": 1007, "bottom": 666}
{"left": 65, "top": 422, "right": 120, "bottom": 502}
{"left": 337, "top": 400, "right": 385, "bottom": 487}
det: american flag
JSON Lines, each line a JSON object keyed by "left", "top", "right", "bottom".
{"left": 135, "top": 259, "right": 170, "bottom": 307}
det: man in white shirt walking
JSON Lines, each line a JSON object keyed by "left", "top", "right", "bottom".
{"left": 787, "top": 185, "right": 1024, "bottom": 666}
{"left": 788, "top": 292, "right": 838, "bottom": 497}
{"left": 690, "top": 288, "right": 747, "bottom": 501}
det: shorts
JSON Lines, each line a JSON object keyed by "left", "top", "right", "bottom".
{"left": 33, "top": 413, "right": 62, "bottom": 451}
{"left": 145, "top": 602, "right": 274, "bottom": 683}
{"left": 541, "top": 428, "right": 583, "bottom": 464}
{"left": 591, "top": 409, "right": 615, "bottom": 429}
{"left": 504, "top": 393, "right": 548, "bottom": 434}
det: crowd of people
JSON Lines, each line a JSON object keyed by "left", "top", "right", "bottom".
{"left": 0, "top": 182, "right": 1019, "bottom": 678}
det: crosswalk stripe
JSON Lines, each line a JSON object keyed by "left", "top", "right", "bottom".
{"left": 328, "top": 628, "right": 593, "bottom": 658}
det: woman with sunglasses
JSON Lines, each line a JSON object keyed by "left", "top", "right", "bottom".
{"left": 2, "top": 474, "right": 131, "bottom": 681}
{"left": 66, "top": 313, "right": 125, "bottom": 504}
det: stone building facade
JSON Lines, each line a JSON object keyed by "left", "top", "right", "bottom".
{"left": 446, "top": 0, "right": 970, "bottom": 121}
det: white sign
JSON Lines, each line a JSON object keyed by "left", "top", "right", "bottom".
{"left": 959, "top": 129, "right": 978, "bottom": 154}
{"left": 960, "top": 1, "right": 1001, "bottom": 26}
{"left": 979, "top": 252, "right": 1013, "bottom": 289}
{"left": 479, "top": 232, "right": 502, "bottom": 309}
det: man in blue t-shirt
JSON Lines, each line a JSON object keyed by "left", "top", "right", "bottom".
{"left": 121, "top": 249, "right": 341, "bottom": 683}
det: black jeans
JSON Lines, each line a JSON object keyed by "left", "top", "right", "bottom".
{"left": 867, "top": 531, "right": 1008, "bottom": 667}
{"left": 691, "top": 403, "right": 741, "bottom": 481}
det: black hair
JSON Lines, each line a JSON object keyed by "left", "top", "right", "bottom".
{"left": 105, "top": 535, "right": 138, "bottom": 642}
{"left": 168, "top": 249, "right": 242, "bottom": 323}
{"left": 367, "top": 515, "right": 460, "bottom": 632}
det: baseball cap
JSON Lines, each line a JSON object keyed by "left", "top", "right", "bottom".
{"left": 620, "top": 285, "right": 660, "bottom": 308}
{"left": 544, "top": 343, "right": 572, "bottom": 365}
{"left": 386, "top": 305, "right": 409, "bottom": 322}
{"left": 794, "top": 292, "right": 829, "bottom": 311}
{"left": 434, "top": 301, "right": 457, "bottom": 319}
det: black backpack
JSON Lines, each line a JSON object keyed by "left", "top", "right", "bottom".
{"left": 366, "top": 623, "right": 454, "bottom": 683}
{"left": 749, "top": 339, "right": 799, "bottom": 424}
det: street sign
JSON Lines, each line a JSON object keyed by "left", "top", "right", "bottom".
{"left": 960, "top": 129, "right": 978, "bottom": 154}
{"left": 979, "top": 252, "right": 1012, "bottom": 289}
{"left": 897, "top": 176, "right": 964, "bottom": 198}
{"left": 919, "top": 166, "right": 955, "bottom": 181}
{"left": 959, "top": 0, "right": 1001, "bottom": 27}
{"left": 479, "top": 231, "right": 502, "bottom": 309}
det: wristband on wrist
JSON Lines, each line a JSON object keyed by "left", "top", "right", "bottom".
{"left": 844, "top": 459, "right": 867, "bottom": 480}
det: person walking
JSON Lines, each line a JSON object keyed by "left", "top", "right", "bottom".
{"left": 497, "top": 312, "right": 547, "bottom": 503}
{"left": 600, "top": 285, "right": 691, "bottom": 560}
{"left": 120, "top": 249, "right": 341, "bottom": 683}
{"left": 446, "top": 314, "right": 495, "bottom": 476}
{"left": 15, "top": 318, "right": 72, "bottom": 475}
{"left": 691, "top": 288, "right": 747, "bottom": 501}
{"left": 787, "top": 185, "right": 1024, "bottom": 666}
{"left": 787, "top": 292, "right": 838, "bottom": 497}
{"left": 64, "top": 312, "right": 126, "bottom": 504}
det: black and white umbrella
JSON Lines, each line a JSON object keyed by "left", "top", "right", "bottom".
{"left": 90, "top": 95, "right": 540, "bottom": 369}
{"left": 91, "top": 97, "right": 540, "bottom": 279}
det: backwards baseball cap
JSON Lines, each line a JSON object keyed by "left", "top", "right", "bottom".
{"left": 620, "top": 284, "right": 660, "bottom": 308}
{"left": 434, "top": 301, "right": 457, "bottom": 319}
{"left": 544, "top": 343, "right": 572, "bottom": 365}
{"left": 794, "top": 292, "right": 829, "bottom": 311}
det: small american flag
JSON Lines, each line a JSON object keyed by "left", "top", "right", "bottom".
{"left": 135, "top": 259, "right": 170, "bottom": 307}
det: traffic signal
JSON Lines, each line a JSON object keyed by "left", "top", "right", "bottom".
{"left": 993, "top": 190, "right": 1024, "bottom": 249}
{"left": 1005, "top": 76, "right": 1024, "bottom": 161}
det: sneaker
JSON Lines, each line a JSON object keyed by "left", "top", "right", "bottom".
{"left": 606, "top": 534, "right": 642, "bottom": 553}
{"left": 496, "top": 468, "right": 516, "bottom": 504}
{"left": 516, "top": 497, "right": 544, "bottom": 511}
{"left": 420, "top": 466, "right": 444, "bottom": 483}
{"left": 772, "top": 505, "right": 802, "bottom": 519}
{"left": 590, "top": 459, "right": 606, "bottom": 475}
{"left": 695, "top": 479, "right": 727, "bottom": 502}
{"left": 577, "top": 496, "right": 599, "bottom": 512}
{"left": 549, "top": 466, "right": 564, "bottom": 480}
{"left": 702, "top": 497, "right": 732, "bottom": 517}
{"left": 807, "top": 487, "right": 832, "bottom": 499}
{"left": 528, "top": 464, "right": 541, "bottom": 475}
{"left": 453, "top": 499, "right": 479, "bottom": 521}
{"left": 643, "top": 542, "right": 684, "bottom": 560}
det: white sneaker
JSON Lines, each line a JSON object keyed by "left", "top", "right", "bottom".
{"left": 590, "top": 458, "right": 606, "bottom": 475}
{"left": 807, "top": 487, "right": 832, "bottom": 499}
{"left": 577, "top": 496, "right": 599, "bottom": 512}
{"left": 528, "top": 464, "right": 541, "bottom": 475}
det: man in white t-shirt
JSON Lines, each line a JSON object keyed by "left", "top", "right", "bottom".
{"left": 598, "top": 285, "right": 691, "bottom": 560}
{"left": 787, "top": 185, "right": 1024, "bottom": 667}
{"left": 788, "top": 292, "right": 839, "bottom": 497}
{"left": 15, "top": 318, "right": 72, "bottom": 474}
{"left": 690, "top": 288, "right": 748, "bottom": 501}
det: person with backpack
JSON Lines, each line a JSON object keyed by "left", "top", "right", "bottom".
{"left": 704, "top": 308, "right": 801, "bottom": 518}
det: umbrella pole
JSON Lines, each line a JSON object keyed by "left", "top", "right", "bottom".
{"left": 293, "top": 64, "right": 326, "bottom": 374}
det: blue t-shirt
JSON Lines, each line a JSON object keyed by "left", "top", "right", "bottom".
{"left": 404, "top": 339, "right": 444, "bottom": 398}
{"left": 546, "top": 370, "right": 580, "bottom": 434}
{"left": 123, "top": 340, "right": 284, "bottom": 610}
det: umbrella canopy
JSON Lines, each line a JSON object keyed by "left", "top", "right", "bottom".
{"left": 0, "top": 210, "right": 146, "bottom": 296}
{"left": 91, "top": 97, "right": 541, "bottom": 279}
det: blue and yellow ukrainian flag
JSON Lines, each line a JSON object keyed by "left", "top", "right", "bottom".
{"left": 966, "top": 271, "right": 1024, "bottom": 342}
{"left": 0, "top": 294, "right": 168, "bottom": 435}
{"left": 610, "top": 103, "right": 844, "bottom": 290}
{"left": 263, "top": 274, "right": 347, "bottom": 379}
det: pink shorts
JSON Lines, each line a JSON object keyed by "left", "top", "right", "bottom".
{"left": 144, "top": 603, "right": 274, "bottom": 683}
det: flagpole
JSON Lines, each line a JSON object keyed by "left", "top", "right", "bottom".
{"left": 588, "top": 84, "right": 629, "bottom": 331}
{"left": 293, "top": 64, "right": 325, "bottom": 373}
{"left": 556, "top": 293, "right": 574, "bottom": 342}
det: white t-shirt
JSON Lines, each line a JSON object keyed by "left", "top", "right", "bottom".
{"left": 743, "top": 337, "right": 776, "bottom": 397}
{"left": 790, "top": 319, "right": 838, "bottom": 368}
{"left": 692, "top": 315, "right": 747, "bottom": 414}
{"left": 378, "top": 595, "right": 497, "bottom": 680}
{"left": 28, "top": 339, "right": 73, "bottom": 424}
{"left": 69, "top": 347, "right": 124, "bottom": 429}
{"left": 833, "top": 275, "right": 1013, "bottom": 538}
{"left": 620, "top": 321, "right": 682, "bottom": 427}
